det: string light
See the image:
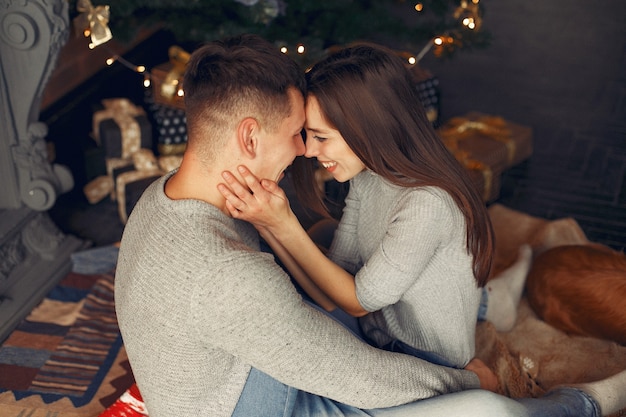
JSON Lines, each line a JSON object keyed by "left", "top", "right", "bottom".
{"left": 81, "top": 1, "right": 484, "bottom": 91}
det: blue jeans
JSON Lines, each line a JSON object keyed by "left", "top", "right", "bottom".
{"left": 232, "top": 367, "right": 598, "bottom": 417}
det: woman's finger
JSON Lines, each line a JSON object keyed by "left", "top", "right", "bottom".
{"left": 220, "top": 170, "right": 254, "bottom": 200}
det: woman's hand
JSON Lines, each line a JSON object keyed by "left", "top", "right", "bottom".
{"left": 217, "top": 165, "right": 294, "bottom": 231}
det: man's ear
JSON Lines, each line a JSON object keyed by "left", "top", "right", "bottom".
{"left": 237, "top": 117, "right": 259, "bottom": 158}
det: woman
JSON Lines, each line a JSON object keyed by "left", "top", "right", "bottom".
{"left": 219, "top": 42, "right": 528, "bottom": 369}
{"left": 218, "top": 42, "right": 626, "bottom": 416}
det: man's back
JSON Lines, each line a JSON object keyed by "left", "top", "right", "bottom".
{"left": 115, "top": 172, "right": 475, "bottom": 417}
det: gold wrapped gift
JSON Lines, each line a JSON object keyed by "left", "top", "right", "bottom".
{"left": 92, "top": 98, "right": 152, "bottom": 159}
{"left": 438, "top": 112, "right": 533, "bottom": 202}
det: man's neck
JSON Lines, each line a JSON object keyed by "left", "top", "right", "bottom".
{"left": 164, "top": 156, "right": 230, "bottom": 216}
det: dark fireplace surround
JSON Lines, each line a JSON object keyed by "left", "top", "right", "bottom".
{"left": 0, "top": 0, "right": 83, "bottom": 342}
{"left": 0, "top": 0, "right": 169, "bottom": 341}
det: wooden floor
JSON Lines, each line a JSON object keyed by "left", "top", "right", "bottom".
{"left": 49, "top": 0, "right": 626, "bottom": 252}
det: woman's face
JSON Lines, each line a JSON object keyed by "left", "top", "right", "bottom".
{"left": 304, "top": 95, "right": 366, "bottom": 183}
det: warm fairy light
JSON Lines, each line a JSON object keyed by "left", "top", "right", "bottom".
{"left": 280, "top": 46, "right": 288, "bottom": 53}
{"left": 414, "top": 3, "right": 423, "bottom": 12}
{"left": 407, "top": 56, "right": 416, "bottom": 65}
{"left": 106, "top": 57, "right": 115, "bottom": 65}
{"left": 177, "top": 88, "right": 184, "bottom": 97}
{"left": 434, "top": 37, "right": 443, "bottom": 45}
{"left": 84, "top": 29, "right": 91, "bottom": 38}
{"left": 297, "top": 44, "right": 305, "bottom": 54}
{"left": 136, "top": 65, "right": 146, "bottom": 73}
{"left": 89, "top": 42, "right": 96, "bottom": 49}
{"left": 143, "top": 74, "right": 151, "bottom": 88}
{"left": 472, "top": 0, "right": 479, "bottom": 4}
{"left": 463, "top": 17, "right": 476, "bottom": 29}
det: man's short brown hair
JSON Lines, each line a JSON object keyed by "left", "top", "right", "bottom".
{"left": 183, "top": 34, "right": 305, "bottom": 161}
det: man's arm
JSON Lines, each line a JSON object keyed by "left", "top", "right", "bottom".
{"left": 192, "top": 253, "right": 481, "bottom": 409}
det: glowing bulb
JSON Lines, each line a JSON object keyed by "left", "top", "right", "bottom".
{"left": 468, "top": 21, "right": 476, "bottom": 29}
{"left": 434, "top": 37, "right": 443, "bottom": 45}
{"left": 280, "top": 46, "right": 288, "bottom": 54}
{"left": 83, "top": 29, "right": 91, "bottom": 38}
{"left": 297, "top": 44, "right": 305, "bottom": 54}
{"left": 89, "top": 43, "right": 96, "bottom": 50}
{"left": 106, "top": 57, "right": 115, "bottom": 66}
{"left": 414, "top": 3, "right": 423, "bottom": 12}
{"left": 143, "top": 76, "right": 151, "bottom": 88}
{"left": 136, "top": 65, "right": 146, "bottom": 73}
{"left": 472, "top": 0, "right": 479, "bottom": 4}
{"left": 177, "top": 88, "right": 185, "bottom": 97}
{"left": 407, "top": 56, "right": 416, "bottom": 65}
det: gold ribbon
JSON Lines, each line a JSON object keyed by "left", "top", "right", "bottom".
{"left": 438, "top": 114, "right": 517, "bottom": 201}
{"left": 161, "top": 46, "right": 191, "bottom": 100}
{"left": 439, "top": 114, "right": 516, "bottom": 164}
{"left": 93, "top": 98, "right": 145, "bottom": 159}
{"left": 75, "top": 0, "right": 113, "bottom": 47}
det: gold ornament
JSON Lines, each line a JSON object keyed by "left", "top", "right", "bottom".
{"left": 75, "top": 0, "right": 113, "bottom": 47}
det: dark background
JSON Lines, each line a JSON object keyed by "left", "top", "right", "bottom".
{"left": 46, "top": 0, "right": 626, "bottom": 250}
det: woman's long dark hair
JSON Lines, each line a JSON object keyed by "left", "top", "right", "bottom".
{"left": 294, "top": 43, "right": 494, "bottom": 286}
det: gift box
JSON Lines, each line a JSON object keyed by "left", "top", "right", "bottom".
{"left": 437, "top": 112, "right": 533, "bottom": 202}
{"left": 409, "top": 65, "right": 441, "bottom": 127}
{"left": 92, "top": 98, "right": 153, "bottom": 159}
{"left": 114, "top": 150, "right": 183, "bottom": 223}
{"left": 144, "top": 89, "right": 187, "bottom": 156}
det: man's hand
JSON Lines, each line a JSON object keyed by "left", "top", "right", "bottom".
{"left": 464, "top": 357, "right": 498, "bottom": 392}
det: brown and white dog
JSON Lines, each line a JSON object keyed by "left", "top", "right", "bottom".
{"left": 526, "top": 244, "right": 626, "bottom": 345}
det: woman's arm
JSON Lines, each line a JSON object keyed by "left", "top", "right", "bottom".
{"left": 218, "top": 166, "right": 368, "bottom": 317}
{"left": 258, "top": 227, "right": 337, "bottom": 312}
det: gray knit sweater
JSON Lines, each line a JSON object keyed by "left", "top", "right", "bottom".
{"left": 330, "top": 170, "right": 482, "bottom": 368}
{"left": 115, "top": 172, "right": 479, "bottom": 417}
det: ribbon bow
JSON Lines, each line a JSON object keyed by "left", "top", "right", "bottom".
{"left": 161, "top": 46, "right": 191, "bottom": 100}
{"left": 75, "top": 0, "right": 112, "bottom": 47}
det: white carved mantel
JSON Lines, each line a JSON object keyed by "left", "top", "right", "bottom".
{"left": 0, "top": 0, "right": 86, "bottom": 341}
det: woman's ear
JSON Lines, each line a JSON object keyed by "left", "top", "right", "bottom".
{"left": 237, "top": 117, "right": 259, "bottom": 158}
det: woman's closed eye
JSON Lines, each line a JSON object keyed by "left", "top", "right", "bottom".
{"left": 312, "top": 135, "right": 327, "bottom": 142}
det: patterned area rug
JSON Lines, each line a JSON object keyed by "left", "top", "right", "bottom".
{"left": 0, "top": 247, "right": 134, "bottom": 417}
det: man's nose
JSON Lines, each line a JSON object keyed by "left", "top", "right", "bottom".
{"left": 295, "top": 135, "right": 306, "bottom": 156}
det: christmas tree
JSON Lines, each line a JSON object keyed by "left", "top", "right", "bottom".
{"left": 73, "top": 0, "right": 491, "bottom": 67}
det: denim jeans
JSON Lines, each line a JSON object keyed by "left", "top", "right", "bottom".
{"left": 232, "top": 367, "right": 599, "bottom": 417}
{"left": 231, "top": 302, "right": 599, "bottom": 417}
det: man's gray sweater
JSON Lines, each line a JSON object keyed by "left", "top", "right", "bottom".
{"left": 115, "top": 172, "right": 479, "bottom": 417}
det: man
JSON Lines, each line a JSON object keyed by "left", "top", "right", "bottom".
{"left": 114, "top": 34, "right": 537, "bottom": 417}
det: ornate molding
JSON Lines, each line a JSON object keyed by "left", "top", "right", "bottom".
{"left": 0, "top": 0, "right": 72, "bottom": 210}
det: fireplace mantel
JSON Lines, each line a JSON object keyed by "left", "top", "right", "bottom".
{"left": 0, "top": 0, "right": 86, "bottom": 341}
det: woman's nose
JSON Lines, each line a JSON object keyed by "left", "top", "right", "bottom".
{"left": 304, "top": 139, "right": 318, "bottom": 158}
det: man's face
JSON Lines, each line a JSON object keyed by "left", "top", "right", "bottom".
{"left": 255, "top": 88, "right": 306, "bottom": 182}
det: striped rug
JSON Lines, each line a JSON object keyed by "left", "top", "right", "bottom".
{"left": 0, "top": 268, "right": 132, "bottom": 414}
